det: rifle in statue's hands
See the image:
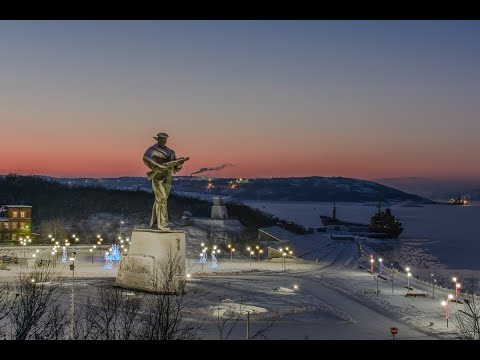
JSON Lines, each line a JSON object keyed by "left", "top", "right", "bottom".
{"left": 146, "top": 157, "right": 190, "bottom": 180}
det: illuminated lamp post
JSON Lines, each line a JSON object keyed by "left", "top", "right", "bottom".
{"left": 370, "top": 258, "right": 374, "bottom": 272}
{"left": 247, "top": 247, "right": 252, "bottom": 267}
{"left": 69, "top": 252, "right": 76, "bottom": 339}
{"left": 379, "top": 258, "right": 383, "bottom": 274}
{"left": 442, "top": 294, "right": 454, "bottom": 328}
{"left": 227, "top": 244, "right": 235, "bottom": 261}
{"left": 431, "top": 273, "right": 436, "bottom": 300}
{"left": 257, "top": 248, "right": 263, "bottom": 262}
{"left": 390, "top": 263, "right": 395, "bottom": 294}
{"left": 405, "top": 267, "right": 411, "bottom": 292}
{"left": 452, "top": 277, "right": 459, "bottom": 299}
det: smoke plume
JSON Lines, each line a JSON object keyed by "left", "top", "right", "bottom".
{"left": 191, "top": 163, "right": 235, "bottom": 176}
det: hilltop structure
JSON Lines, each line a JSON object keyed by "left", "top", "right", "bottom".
{"left": 211, "top": 196, "right": 228, "bottom": 219}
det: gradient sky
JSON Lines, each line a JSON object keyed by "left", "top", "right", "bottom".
{"left": 1, "top": 20, "right": 480, "bottom": 179}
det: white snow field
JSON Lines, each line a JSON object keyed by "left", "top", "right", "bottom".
{"left": 0, "top": 238, "right": 470, "bottom": 340}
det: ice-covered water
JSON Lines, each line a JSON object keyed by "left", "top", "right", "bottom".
{"left": 245, "top": 201, "right": 480, "bottom": 271}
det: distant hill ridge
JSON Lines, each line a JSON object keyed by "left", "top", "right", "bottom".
{"left": 1, "top": 174, "right": 432, "bottom": 203}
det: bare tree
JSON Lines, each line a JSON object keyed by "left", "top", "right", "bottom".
{"left": 73, "top": 287, "right": 143, "bottom": 340}
{"left": 118, "top": 296, "right": 143, "bottom": 340}
{"left": 137, "top": 249, "right": 203, "bottom": 340}
{"left": 73, "top": 249, "right": 203, "bottom": 340}
{"left": 0, "top": 281, "right": 16, "bottom": 339}
{"left": 453, "top": 278, "right": 480, "bottom": 340}
{"left": 39, "top": 219, "right": 67, "bottom": 245}
{"left": 8, "top": 264, "right": 67, "bottom": 340}
{"left": 216, "top": 296, "right": 248, "bottom": 340}
{"left": 248, "top": 316, "right": 276, "bottom": 340}
{"left": 215, "top": 296, "right": 276, "bottom": 340}
{"left": 73, "top": 296, "right": 102, "bottom": 340}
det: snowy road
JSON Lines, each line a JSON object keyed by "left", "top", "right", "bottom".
{"left": 199, "top": 273, "right": 433, "bottom": 340}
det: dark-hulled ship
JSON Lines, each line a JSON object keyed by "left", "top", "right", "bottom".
{"left": 447, "top": 197, "right": 468, "bottom": 205}
{"left": 320, "top": 203, "right": 370, "bottom": 228}
{"left": 369, "top": 204, "right": 403, "bottom": 238}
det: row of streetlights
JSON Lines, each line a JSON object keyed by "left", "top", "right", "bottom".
{"left": 278, "top": 247, "right": 293, "bottom": 270}
{"left": 246, "top": 246, "right": 264, "bottom": 267}
{"left": 370, "top": 255, "right": 463, "bottom": 328}
{"left": 200, "top": 243, "right": 267, "bottom": 266}
{"left": 211, "top": 243, "right": 292, "bottom": 268}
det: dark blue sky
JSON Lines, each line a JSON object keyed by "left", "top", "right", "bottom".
{"left": 1, "top": 20, "right": 479, "bottom": 178}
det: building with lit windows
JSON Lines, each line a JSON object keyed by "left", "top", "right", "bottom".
{"left": 0, "top": 205, "right": 32, "bottom": 241}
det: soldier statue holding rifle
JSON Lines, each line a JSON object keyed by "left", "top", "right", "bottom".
{"left": 143, "top": 132, "right": 189, "bottom": 230}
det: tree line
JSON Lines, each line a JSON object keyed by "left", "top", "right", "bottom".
{"left": 0, "top": 175, "right": 305, "bottom": 240}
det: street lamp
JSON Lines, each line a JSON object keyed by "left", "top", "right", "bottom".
{"left": 452, "top": 277, "right": 460, "bottom": 299}
{"left": 407, "top": 270, "right": 412, "bottom": 292}
{"left": 391, "top": 263, "right": 395, "bottom": 294}
{"left": 379, "top": 258, "right": 383, "bottom": 274}
{"left": 69, "top": 252, "right": 76, "bottom": 339}
{"left": 257, "top": 248, "right": 263, "bottom": 262}
{"left": 227, "top": 244, "right": 235, "bottom": 262}
{"left": 89, "top": 248, "right": 93, "bottom": 264}
{"left": 250, "top": 251, "right": 254, "bottom": 267}
{"left": 431, "top": 273, "right": 436, "bottom": 300}
{"left": 442, "top": 294, "right": 454, "bottom": 328}
{"left": 279, "top": 248, "right": 283, "bottom": 269}
{"left": 370, "top": 258, "right": 374, "bottom": 272}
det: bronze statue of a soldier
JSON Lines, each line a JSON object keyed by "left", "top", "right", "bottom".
{"left": 143, "top": 132, "right": 189, "bottom": 230}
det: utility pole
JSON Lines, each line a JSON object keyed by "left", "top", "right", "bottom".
{"left": 246, "top": 310, "right": 250, "bottom": 340}
{"left": 70, "top": 252, "right": 76, "bottom": 339}
{"left": 431, "top": 273, "right": 435, "bottom": 300}
{"left": 391, "top": 264, "right": 394, "bottom": 295}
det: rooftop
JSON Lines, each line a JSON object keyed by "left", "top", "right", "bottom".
{"left": 1, "top": 205, "right": 32, "bottom": 208}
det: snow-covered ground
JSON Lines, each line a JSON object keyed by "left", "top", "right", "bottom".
{"left": 0, "top": 241, "right": 470, "bottom": 340}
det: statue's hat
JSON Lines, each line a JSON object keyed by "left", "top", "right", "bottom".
{"left": 153, "top": 132, "right": 169, "bottom": 140}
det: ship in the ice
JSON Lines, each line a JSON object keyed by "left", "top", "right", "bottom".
{"left": 447, "top": 197, "right": 468, "bottom": 205}
{"left": 368, "top": 203, "right": 403, "bottom": 238}
{"left": 320, "top": 203, "right": 403, "bottom": 239}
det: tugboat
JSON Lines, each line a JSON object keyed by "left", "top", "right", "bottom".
{"left": 369, "top": 203, "right": 403, "bottom": 238}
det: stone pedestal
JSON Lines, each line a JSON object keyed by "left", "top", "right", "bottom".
{"left": 211, "top": 196, "right": 228, "bottom": 219}
{"left": 115, "top": 229, "right": 185, "bottom": 294}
